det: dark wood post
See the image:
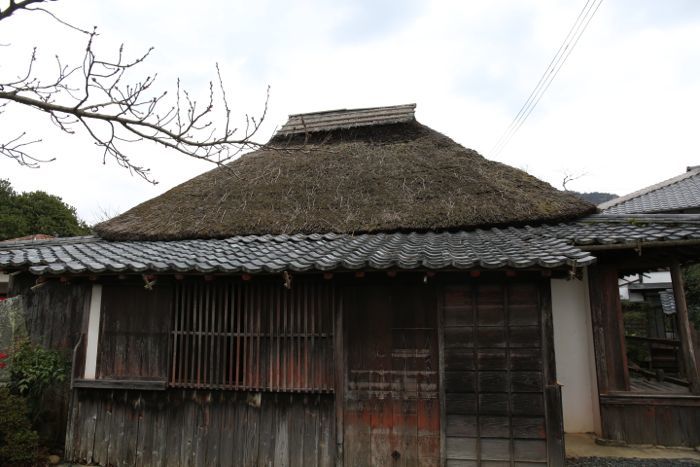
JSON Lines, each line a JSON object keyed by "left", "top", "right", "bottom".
{"left": 436, "top": 285, "right": 446, "bottom": 467}
{"left": 334, "top": 286, "right": 345, "bottom": 467}
{"left": 540, "top": 280, "right": 565, "bottom": 466}
{"left": 587, "top": 264, "right": 630, "bottom": 392}
{"left": 670, "top": 259, "right": 700, "bottom": 394}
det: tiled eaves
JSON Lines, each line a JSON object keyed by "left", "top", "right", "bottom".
{"left": 0, "top": 230, "right": 594, "bottom": 276}
{"left": 530, "top": 214, "right": 700, "bottom": 247}
{"left": 4, "top": 215, "right": 700, "bottom": 277}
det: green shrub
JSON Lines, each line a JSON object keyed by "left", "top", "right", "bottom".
{"left": 0, "top": 387, "right": 39, "bottom": 465}
{"left": 9, "top": 339, "right": 70, "bottom": 425}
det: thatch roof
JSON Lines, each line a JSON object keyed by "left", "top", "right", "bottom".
{"left": 96, "top": 105, "right": 595, "bottom": 241}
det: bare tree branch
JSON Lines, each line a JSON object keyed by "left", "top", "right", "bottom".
{"left": 562, "top": 171, "right": 587, "bottom": 191}
{"left": 0, "top": 0, "right": 50, "bottom": 21}
{"left": 0, "top": 0, "right": 269, "bottom": 184}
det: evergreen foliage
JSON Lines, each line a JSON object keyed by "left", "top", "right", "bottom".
{"left": 0, "top": 179, "right": 90, "bottom": 241}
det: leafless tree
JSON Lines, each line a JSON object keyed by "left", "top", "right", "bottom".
{"left": 0, "top": 0, "right": 269, "bottom": 184}
{"left": 561, "top": 171, "right": 586, "bottom": 191}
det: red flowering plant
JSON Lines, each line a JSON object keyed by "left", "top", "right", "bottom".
{"left": 0, "top": 351, "right": 8, "bottom": 369}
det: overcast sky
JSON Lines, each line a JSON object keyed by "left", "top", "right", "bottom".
{"left": 1, "top": 0, "right": 699, "bottom": 224}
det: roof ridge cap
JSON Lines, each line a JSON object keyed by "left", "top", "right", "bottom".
{"left": 0, "top": 235, "right": 101, "bottom": 249}
{"left": 277, "top": 104, "right": 417, "bottom": 136}
{"left": 287, "top": 103, "right": 416, "bottom": 118}
{"left": 584, "top": 213, "right": 700, "bottom": 223}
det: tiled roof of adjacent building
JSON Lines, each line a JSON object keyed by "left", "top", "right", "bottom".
{"left": 599, "top": 166, "right": 700, "bottom": 214}
{"left": 526, "top": 214, "right": 700, "bottom": 246}
{"left": 0, "top": 234, "right": 55, "bottom": 243}
{"left": 276, "top": 104, "right": 416, "bottom": 135}
{"left": 3, "top": 215, "right": 700, "bottom": 276}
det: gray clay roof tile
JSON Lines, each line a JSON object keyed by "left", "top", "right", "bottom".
{"left": 3, "top": 214, "right": 700, "bottom": 276}
{"left": 600, "top": 167, "right": 700, "bottom": 214}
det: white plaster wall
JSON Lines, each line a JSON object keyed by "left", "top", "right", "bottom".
{"left": 619, "top": 284, "right": 630, "bottom": 300}
{"left": 644, "top": 271, "right": 672, "bottom": 283}
{"left": 84, "top": 284, "right": 102, "bottom": 379}
{"left": 551, "top": 273, "right": 601, "bottom": 435}
{"left": 621, "top": 271, "right": 672, "bottom": 286}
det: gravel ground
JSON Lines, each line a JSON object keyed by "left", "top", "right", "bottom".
{"left": 567, "top": 458, "right": 700, "bottom": 466}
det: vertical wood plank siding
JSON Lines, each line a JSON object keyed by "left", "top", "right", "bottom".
{"left": 15, "top": 278, "right": 91, "bottom": 452}
{"left": 65, "top": 389, "right": 335, "bottom": 467}
{"left": 64, "top": 275, "right": 575, "bottom": 465}
{"left": 599, "top": 395, "right": 700, "bottom": 446}
{"left": 587, "top": 264, "right": 629, "bottom": 392}
{"left": 20, "top": 280, "right": 91, "bottom": 350}
{"left": 169, "top": 279, "right": 334, "bottom": 392}
{"left": 97, "top": 284, "right": 172, "bottom": 380}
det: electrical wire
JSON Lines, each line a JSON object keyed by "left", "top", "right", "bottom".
{"left": 490, "top": 0, "right": 604, "bottom": 158}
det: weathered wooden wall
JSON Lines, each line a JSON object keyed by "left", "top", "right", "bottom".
{"left": 66, "top": 389, "right": 335, "bottom": 467}
{"left": 600, "top": 395, "right": 700, "bottom": 446}
{"left": 58, "top": 273, "right": 569, "bottom": 464}
{"left": 20, "top": 278, "right": 90, "bottom": 351}
{"left": 98, "top": 283, "right": 172, "bottom": 380}
{"left": 12, "top": 275, "right": 91, "bottom": 449}
{"left": 587, "top": 263, "right": 629, "bottom": 393}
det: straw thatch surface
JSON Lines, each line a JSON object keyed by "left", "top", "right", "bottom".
{"left": 96, "top": 121, "right": 595, "bottom": 240}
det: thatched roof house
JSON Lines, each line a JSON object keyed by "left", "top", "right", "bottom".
{"left": 3, "top": 104, "right": 700, "bottom": 467}
{"left": 96, "top": 104, "right": 594, "bottom": 240}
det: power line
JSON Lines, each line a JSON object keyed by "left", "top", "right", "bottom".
{"left": 507, "top": 0, "right": 604, "bottom": 148}
{"left": 490, "top": 0, "right": 593, "bottom": 156}
{"left": 490, "top": 0, "right": 604, "bottom": 158}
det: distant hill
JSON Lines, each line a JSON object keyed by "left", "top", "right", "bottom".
{"left": 568, "top": 191, "right": 618, "bottom": 205}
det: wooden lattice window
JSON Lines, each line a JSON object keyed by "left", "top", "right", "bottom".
{"left": 169, "top": 279, "right": 335, "bottom": 392}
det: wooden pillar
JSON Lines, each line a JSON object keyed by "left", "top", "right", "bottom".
{"left": 670, "top": 259, "right": 700, "bottom": 394}
{"left": 334, "top": 287, "right": 345, "bottom": 467}
{"left": 587, "top": 264, "right": 630, "bottom": 392}
{"left": 437, "top": 286, "right": 446, "bottom": 467}
{"left": 540, "top": 280, "right": 565, "bottom": 466}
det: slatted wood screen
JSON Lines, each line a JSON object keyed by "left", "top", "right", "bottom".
{"left": 170, "top": 279, "right": 335, "bottom": 392}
